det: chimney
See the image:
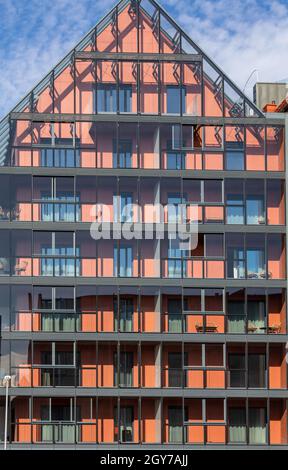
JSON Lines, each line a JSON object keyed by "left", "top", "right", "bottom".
{"left": 263, "top": 100, "right": 278, "bottom": 112}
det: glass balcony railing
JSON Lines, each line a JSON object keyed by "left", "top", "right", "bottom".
{"left": 162, "top": 257, "right": 225, "bottom": 279}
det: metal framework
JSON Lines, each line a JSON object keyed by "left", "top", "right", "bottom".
{"left": 0, "top": 0, "right": 287, "bottom": 450}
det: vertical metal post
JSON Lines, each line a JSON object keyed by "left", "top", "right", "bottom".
{"left": 3, "top": 375, "right": 11, "bottom": 451}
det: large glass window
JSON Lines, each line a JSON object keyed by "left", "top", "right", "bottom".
{"left": 226, "top": 141, "right": 244, "bottom": 170}
{"left": 113, "top": 140, "right": 132, "bottom": 168}
{"left": 114, "top": 244, "right": 133, "bottom": 277}
{"left": 168, "top": 353, "right": 186, "bottom": 387}
{"left": 226, "top": 234, "right": 245, "bottom": 279}
{"left": 246, "top": 180, "right": 265, "bottom": 225}
{"left": 228, "top": 354, "right": 245, "bottom": 388}
{"left": 248, "top": 354, "right": 266, "bottom": 388}
{"left": 225, "top": 180, "right": 244, "bottom": 224}
{"left": 114, "top": 298, "right": 134, "bottom": 332}
{"left": 114, "top": 352, "right": 133, "bottom": 387}
{"left": 246, "top": 234, "right": 265, "bottom": 279}
{"left": 249, "top": 408, "right": 267, "bottom": 444}
{"left": 247, "top": 289, "right": 266, "bottom": 334}
{"left": 97, "top": 84, "right": 132, "bottom": 113}
{"left": 168, "top": 237, "right": 186, "bottom": 278}
{"left": 167, "top": 86, "right": 186, "bottom": 114}
{"left": 114, "top": 407, "right": 134, "bottom": 443}
{"left": 114, "top": 193, "right": 133, "bottom": 223}
{"left": 168, "top": 298, "right": 182, "bottom": 333}
{"left": 97, "top": 84, "right": 117, "bottom": 112}
{"left": 229, "top": 408, "right": 246, "bottom": 443}
{"left": 168, "top": 407, "right": 185, "bottom": 443}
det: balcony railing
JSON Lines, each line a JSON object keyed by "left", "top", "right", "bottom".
{"left": 5, "top": 310, "right": 284, "bottom": 334}
{"left": 162, "top": 257, "right": 225, "bottom": 279}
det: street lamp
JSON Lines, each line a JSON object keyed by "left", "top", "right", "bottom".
{"left": 2, "top": 375, "right": 11, "bottom": 451}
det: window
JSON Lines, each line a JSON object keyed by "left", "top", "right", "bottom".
{"left": 114, "top": 193, "right": 133, "bottom": 223}
{"left": 167, "top": 194, "right": 186, "bottom": 223}
{"left": 225, "top": 142, "right": 244, "bottom": 170}
{"left": 41, "top": 405, "right": 77, "bottom": 443}
{"left": 97, "top": 84, "right": 117, "bottom": 112}
{"left": 167, "top": 86, "right": 186, "bottom": 114}
{"left": 167, "top": 151, "right": 185, "bottom": 170}
{"left": 39, "top": 287, "right": 76, "bottom": 332}
{"left": 205, "top": 234, "right": 223, "bottom": 257}
{"left": 114, "top": 244, "right": 133, "bottom": 277}
{"left": 248, "top": 354, "right": 266, "bottom": 388}
{"left": 114, "top": 407, "right": 134, "bottom": 443}
{"left": 38, "top": 177, "right": 80, "bottom": 222}
{"left": 249, "top": 408, "right": 267, "bottom": 444}
{"left": 229, "top": 408, "right": 246, "bottom": 443}
{"left": 168, "top": 353, "right": 187, "bottom": 387}
{"left": 247, "top": 300, "right": 265, "bottom": 334}
{"left": 228, "top": 354, "right": 245, "bottom": 388}
{"left": 226, "top": 234, "right": 245, "bottom": 279}
{"left": 168, "top": 299, "right": 182, "bottom": 333}
{"left": 113, "top": 140, "right": 132, "bottom": 168}
{"left": 119, "top": 85, "right": 132, "bottom": 112}
{"left": 227, "top": 301, "right": 245, "bottom": 334}
{"left": 97, "top": 84, "right": 132, "bottom": 113}
{"left": 246, "top": 180, "right": 265, "bottom": 225}
{"left": 114, "top": 352, "right": 133, "bottom": 387}
{"left": 114, "top": 298, "right": 133, "bottom": 332}
{"left": 246, "top": 235, "right": 265, "bottom": 279}
{"left": 168, "top": 237, "right": 187, "bottom": 278}
{"left": 167, "top": 127, "right": 187, "bottom": 166}
{"left": 168, "top": 407, "right": 186, "bottom": 443}
{"left": 225, "top": 180, "right": 244, "bottom": 224}
{"left": 41, "top": 148, "right": 53, "bottom": 167}
{"left": 55, "top": 149, "right": 78, "bottom": 168}
{"left": 204, "top": 180, "right": 223, "bottom": 203}
{"left": 37, "top": 232, "right": 79, "bottom": 277}
{"left": 40, "top": 139, "right": 80, "bottom": 168}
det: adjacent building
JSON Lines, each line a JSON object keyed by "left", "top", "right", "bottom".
{"left": 0, "top": 0, "right": 287, "bottom": 449}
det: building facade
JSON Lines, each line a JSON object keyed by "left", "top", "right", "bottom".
{"left": 0, "top": 0, "right": 287, "bottom": 449}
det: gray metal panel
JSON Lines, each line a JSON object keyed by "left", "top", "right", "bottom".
{"left": 0, "top": 167, "right": 285, "bottom": 179}
{"left": 75, "top": 51, "right": 203, "bottom": 62}
{"left": 0, "top": 221, "right": 285, "bottom": 233}
{"left": 6, "top": 443, "right": 288, "bottom": 450}
{"left": 0, "top": 277, "right": 286, "bottom": 288}
{"left": 10, "top": 112, "right": 285, "bottom": 126}
{"left": 2, "top": 332, "right": 288, "bottom": 343}
{"left": 2, "top": 388, "right": 288, "bottom": 398}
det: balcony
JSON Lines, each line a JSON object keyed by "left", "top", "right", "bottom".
{"left": 1, "top": 286, "right": 285, "bottom": 335}
{"left": 5, "top": 340, "right": 286, "bottom": 390}
{"left": 4, "top": 122, "right": 285, "bottom": 172}
{"left": 3, "top": 393, "right": 288, "bottom": 445}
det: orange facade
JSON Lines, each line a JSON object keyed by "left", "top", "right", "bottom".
{"left": 0, "top": 0, "right": 287, "bottom": 449}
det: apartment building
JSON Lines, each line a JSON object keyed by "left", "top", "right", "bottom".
{"left": 0, "top": 0, "right": 287, "bottom": 449}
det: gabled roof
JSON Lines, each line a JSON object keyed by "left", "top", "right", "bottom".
{"left": 0, "top": 0, "right": 264, "bottom": 163}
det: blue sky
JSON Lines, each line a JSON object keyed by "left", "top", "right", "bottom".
{"left": 0, "top": 0, "right": 287, "bottom": 117}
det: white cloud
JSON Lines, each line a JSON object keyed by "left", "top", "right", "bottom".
{"left": 0, "top": 0, "right": 287, "bottom": 117}
{"left": 169, "top": 0, "right": 288, "bottom": 96}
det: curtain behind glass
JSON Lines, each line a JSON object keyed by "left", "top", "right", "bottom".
{"left": 168, "top": 407, "right": 183, "bottom": 443}
{"left": 118, "top": 407, "right": 133, "bottom": 442}
{"left": 227, "top": 301, "right": 245, "bottom": 333}
{"left": 168, "top": 299, "right": 182, "bottom": 333}
{"left": 246, "top": 199, "right": 264, "bottom": 225}
{"left": 249, "top": 408, "right": 266, "bottom": 444}
{"left": 229, "top": 408, "right": 246, "bottom": 443}
{"left": 247, "top": 301, "right": 265, "bottom": 333}
{"left": 42, "top": 313, "right": 78, "bottom": 332}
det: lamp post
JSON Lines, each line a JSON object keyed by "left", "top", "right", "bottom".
{"left": 3, "top": 375, "right": 11, "bottom": 451}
